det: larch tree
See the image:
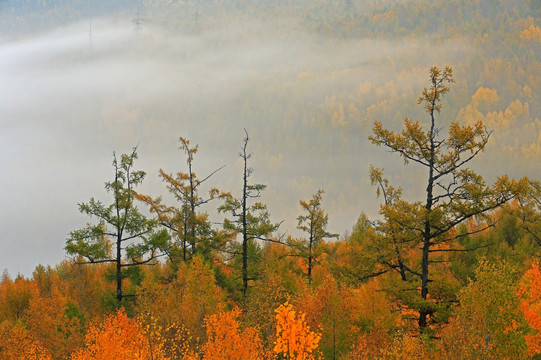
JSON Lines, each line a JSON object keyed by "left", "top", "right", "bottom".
{"left": 65, "top": 148, "right": 170, "bottom": 303}
{"left": 290, "top": 189, "right": 338, "bottom": 284}
{"left": 137, "top": 137, "right": 226, "bottom": 263}
{"left": 219, "top": 129, "right": 281, "bottom": 297}
{"left": 368, "top": 66, "right": 524, "bottom": 331}
{"left": 368, "top": 166, "right": 410, "bottom": 282}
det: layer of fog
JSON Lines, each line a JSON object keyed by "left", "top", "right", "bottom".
{"left": 0, "top": 12, "right": 493, "bottom": 276}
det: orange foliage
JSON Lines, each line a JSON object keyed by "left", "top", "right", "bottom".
{"left": 135, "top": 256, "right": 226, "bottom": 352}
{"left": 0, "top": 321, "right": 52, "bottom": 360}
{"left": 274, "top": 301, "right": 321, "bottom": 360}
{"left": 25, "top": 286, "right": 85, "bottom": 359}
{"left": 294, "top": 273, "right": 397, "bottom": 359}
{"left": 70, "top": 308, "right": 169, "bottom": 360}
{"left": 0, "top": 276, "right": 38, "bottom": 322}
{"left": 201, "top": 308, "right": 265, "bottom": 360}
{"left": 518, "top": 260, "right": 541, "bottom": 356}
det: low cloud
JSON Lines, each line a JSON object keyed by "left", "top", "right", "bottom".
{"left": 0, "top": 11, "right": 493, "bottom": 276}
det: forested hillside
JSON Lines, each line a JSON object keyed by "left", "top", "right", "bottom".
{"left": 1, "top": 0, "right": 541, "bottom": 358}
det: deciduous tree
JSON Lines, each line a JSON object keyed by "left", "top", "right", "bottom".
{"left": 438, "top": 260, "right": 528, "bottom": 359}
{"left": 70, "top": 308, "right": 169, "bottom": 360}
{"left": 518, "top": 260, "right": 541, "bottom": 357}
{"left": 135, "top": 256, "right": 227, "bottom": 352}
{"left": 0, "top": 275, "right": 38, "bottom": 323}
{"left": 274, "top": 300, "right": 321, "bottom": 360}
{"left": 201, "top": 308, "right": 265, "bottom": 360}
{"left": 508, "top": 180, "right": 541, "bottom": 248}
{"left": 0, "top": 322, "right": 52, "bottom": 360}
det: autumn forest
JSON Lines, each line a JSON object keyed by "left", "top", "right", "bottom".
{"left": 1, "top": 0, "right": 541, "bottom": 359}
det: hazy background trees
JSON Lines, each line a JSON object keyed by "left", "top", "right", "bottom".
{"left": 1, "top": 0, "right": 539, "bottom": 276}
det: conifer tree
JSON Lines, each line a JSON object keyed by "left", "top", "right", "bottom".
{"left": 65, "top": 148, "right": 169, "bottom": 303}
{"left": 290, "top": 189, "right": 337, "bottom": 284}
{"left": 219, "top": 130, "right": 280, "bottom": 296}
{"left": 369, "top": 66, "right": 524, "bottom": 331}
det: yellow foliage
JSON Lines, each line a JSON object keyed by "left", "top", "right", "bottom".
{"left": 349, "top": 327, "right": 428, "bottom": 360}
{"left": 0, "top": 277, "right": 38, "bottom": 323}
{"left": 25, "top": 286, "right": 84, "bottom": 359}
{"left": 201, "top": 308, "right": 265, "bottom": 360}
{"left": 135, "top": 256, "right": 226, "bottom": 352}
{"left": 520, "top": 24, "right": 541, "bottom": 43}
{"left": 471, "top": 87, "right": 499, "bottom": 106}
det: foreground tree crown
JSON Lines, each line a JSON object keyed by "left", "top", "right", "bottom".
{"left": 369, "top": 65, "right": 527, "bottom": 331}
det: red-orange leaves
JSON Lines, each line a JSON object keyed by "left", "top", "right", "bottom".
{"left": 274, "top": 301, "right": 321, "bottom": 360}
{"left": 0, "top": 276, "right": 38, "bottom": 323}
{"left": 518, "top": 260, "right": 541, "bottom": 356}
{"left": 70, "top": 308, "right": 168, "bottom": 360}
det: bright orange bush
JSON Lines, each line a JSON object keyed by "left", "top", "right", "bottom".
{"left": 70, "top": 308, "right": 169, "bottom": 360}
{"left": 274, "top": 301, "right": 321, "bottom": 360}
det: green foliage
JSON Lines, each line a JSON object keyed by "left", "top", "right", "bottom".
{"left": 439, "top": 260, "right": 529, "bottom": 359}
{"left": 289, "top": 189, "right": 338, "bottom": 283}
{"left": 65, "top": 148, "right": 170, "bottom": 303}
{"left": 368, "top": 66, "right": 527, "bottom": 331}
{"left": 137, "top": 137, "right": 227, "bottom": 265}
{"left": 218, "top": 130, "right": 281, "bottom": 296}
{"left": 64, "top": 300, "right": 85, "bottom": 324}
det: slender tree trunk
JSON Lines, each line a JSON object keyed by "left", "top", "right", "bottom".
{"left": 308, "top": 232, "right": 313, "bottom": 285}
{"left": 189, "top": 160, "right": 197, "bottom": 254}
{"left": 419, "top": 231, "right": 430, "bottom": 329}
{"left": 183, "top": 217, "right": 188, "bottom": 262}
{"left": 114, "top": 160, "right": 123, "bottom": 303}
{"left": 116, "top": 234, "right": 123, "bottom": 303}
{"left": 242, "top": 143, "right": 249, "bottom": 296}
{"left": 419, "top": 106, "right": 437, "bottom": 330}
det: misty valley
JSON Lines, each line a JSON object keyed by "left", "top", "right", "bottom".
{"left": 1, "top": 0, "right": 541, "bottom": 359}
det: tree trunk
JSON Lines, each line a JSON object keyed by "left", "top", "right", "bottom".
{"left": 116, "top": 233, "right": 123, "bottom": 303}
{"left": 419, "top": 105, "right": 437, "bottom": 330}
{"left": 242, "top": 140, "right": 249, "bottom": 297}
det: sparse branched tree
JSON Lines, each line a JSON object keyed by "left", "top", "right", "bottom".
{"left": 65, "top": 148, "right": 170, "bottom": 303}
{"left": 290, "top": 189, "right": 338, "bottom": 284}
{"left": 137, "top": 137, "right": 226, "bottom": 264}
{"left": 219, "top": 129, "right": 281, "bottom": 296}
{"left": 368, "top": 66, "right": 525, "bottom": 331}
